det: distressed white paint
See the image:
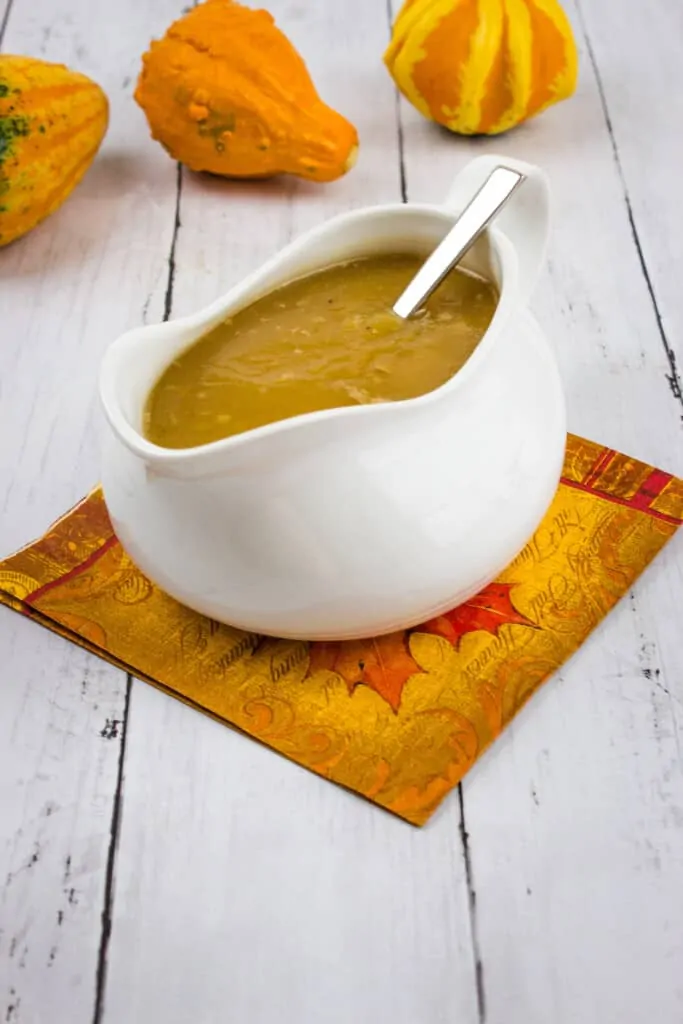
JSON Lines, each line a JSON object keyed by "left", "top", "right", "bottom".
{"left": 1, "top": 0, "right": 683, "bottom": 1022}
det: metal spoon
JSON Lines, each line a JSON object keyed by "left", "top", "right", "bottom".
{"left": 392, "top": 165, "right": 526, "bottom": 320}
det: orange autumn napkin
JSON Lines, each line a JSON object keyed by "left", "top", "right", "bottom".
{"left": 1, "top": 434, "right": 682, "bottom": 825}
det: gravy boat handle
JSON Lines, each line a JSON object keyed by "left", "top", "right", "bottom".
{"left": 445, "top": 155, "right": 550, "bottom": 305}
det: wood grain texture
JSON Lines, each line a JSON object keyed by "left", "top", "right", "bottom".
{"left": 391, "top": 0, "right": 683, "bottom": 1018}
{"left": 1, "top": 0, "right": 682, "bottom": 1021}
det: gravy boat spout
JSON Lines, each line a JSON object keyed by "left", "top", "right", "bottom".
{"left": 100, "top": 155, "right": 566, "bottom": 641}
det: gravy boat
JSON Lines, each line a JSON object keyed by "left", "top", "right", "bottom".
{"left": 100, "top": 155, "right": 566, "bottom": 640}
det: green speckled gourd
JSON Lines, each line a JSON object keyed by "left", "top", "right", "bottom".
{"left": 0, "top": 55, "right": 108, "bottom": 247}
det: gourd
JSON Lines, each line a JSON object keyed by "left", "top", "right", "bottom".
{"left": 135, "top": 0, "right": 358, "bottom": 183}
{"left": 0, "top": 56, "right": 108, "bottom": 247}
{"left": 384, "top": 0, "right": 578, "bottom": 135}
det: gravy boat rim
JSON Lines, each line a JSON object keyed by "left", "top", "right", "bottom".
{"left": 100, "top": 201, "right": 518, "bottom": 467}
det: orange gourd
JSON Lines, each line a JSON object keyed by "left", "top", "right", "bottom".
{"left": 0, "top": 56, "right": 108, "bottom": 247}
{"left": 385, "top": 0, "right": 578, "bottom": 135}
{"left": 135, "top": 0, "right": 358, "bottom": 183}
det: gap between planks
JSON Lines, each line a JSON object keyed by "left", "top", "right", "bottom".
{"left": 162, "top": 163, "right": 183, "bottom": 322}
{"left": 571, "top": 4, "right": 683, "bottom": 883}
{"left": 385, "top": 0, "right": 407, "bottom": 204}
{"left": 92, "top": 676, "right": 132, "bottom": 1024}
{"left": 385, "top": 1, "right": 486, "bottom": 1017}
{"left": 91, "top": 153, "right": 184, "bottom": 1021}
{"left": 0, "top": 0, "right": 16, "bottom": 44}
{"left": 458, "top": 785, "right": 486, "bottom": 1024}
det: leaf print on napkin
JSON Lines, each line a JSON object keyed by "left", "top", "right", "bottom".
{"left": 308, "top": 632, "right": 420, "bottom": 713}
{"left": 420, "top": 582, "right": 536, "bottom": 649}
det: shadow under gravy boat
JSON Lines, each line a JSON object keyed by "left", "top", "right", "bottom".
{"left": 100, "top": 155, "right": 566, "bottom": 641}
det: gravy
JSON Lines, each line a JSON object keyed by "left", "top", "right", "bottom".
{"left": 144, "top": 253, "right": 497, "bottom": 448}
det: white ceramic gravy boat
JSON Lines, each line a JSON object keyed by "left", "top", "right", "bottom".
{"left": 100, "top": 155, "right": 566, "bottom": 640}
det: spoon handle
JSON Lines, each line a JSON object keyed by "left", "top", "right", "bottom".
{"left": 392, "top": 165, "right": 525, "bottom": 320}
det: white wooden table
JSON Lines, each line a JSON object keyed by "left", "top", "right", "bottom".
{"left": 2, "top": 2, "right": 682, "bottom": 1021}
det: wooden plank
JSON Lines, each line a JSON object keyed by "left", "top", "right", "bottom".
{"left": 101, "top": 3, "right": 480, "bottom": 1022}
{"left": 0, "top": 1, "right": 180, "bottom": 1021}
{"left": 0, "top": 615, "right": 128, "bottom": 1023}
{"left": 574, "top": 0, "right": 683, "bottom": 408}
{"left": 391, "top": 0, "right": 683, "bottom": 1020}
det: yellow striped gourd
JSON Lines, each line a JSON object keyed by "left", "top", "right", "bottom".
{"left": 385, "top": 0, "right": 578, "bottom": 135}
{"left": 0, "top": 56, "right": 108, "bottom": 247}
